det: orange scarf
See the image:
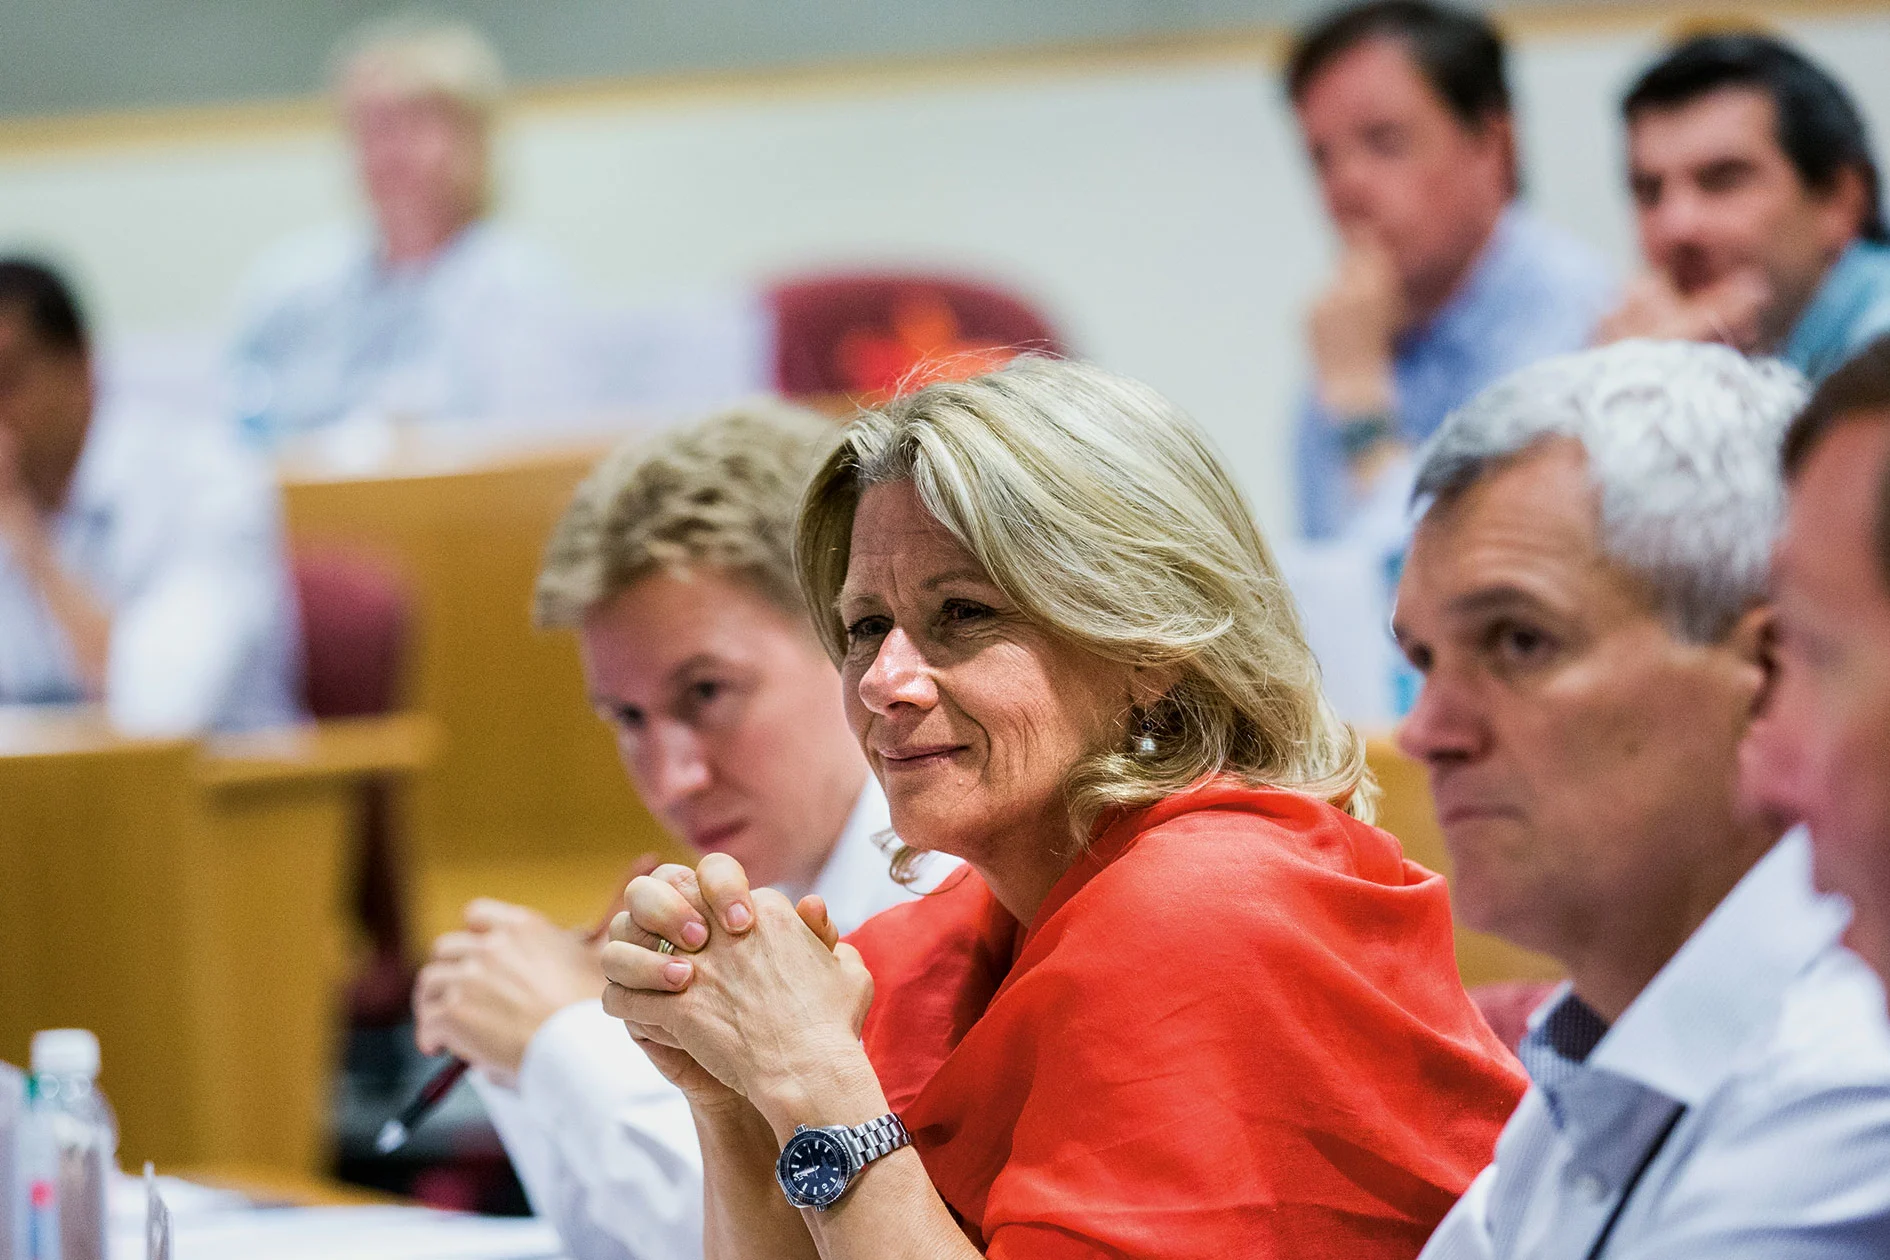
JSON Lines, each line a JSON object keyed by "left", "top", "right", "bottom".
{"left": 849, "top": 778, "right": 1525, "bottom": 1259}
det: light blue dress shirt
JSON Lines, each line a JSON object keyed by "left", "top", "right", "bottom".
{"left": 1297, "top": 206, "right": 1614, "bottom": 540}
{"left": 230, "top": 221, "right": 597, "bottom": 446}
{"left": 1782, "top": 239, "right": 1890, "bottom": 382}
{"left": 1421, "top": 830, "right": 1890, "bottom": 1259}
{"left": 0, "top": 392, "right": 300, "bottom": 733}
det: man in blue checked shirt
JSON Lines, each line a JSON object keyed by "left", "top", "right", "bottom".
{"left": 1394, "top": 341, "right": 1890, "bottom": 1258}
{"left": 1285, "top": 1, "right": 1614, "bottom": 543}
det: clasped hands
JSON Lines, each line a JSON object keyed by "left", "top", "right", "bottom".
{"left": 601, "top": 854, "right": 875, "bottom": 1119}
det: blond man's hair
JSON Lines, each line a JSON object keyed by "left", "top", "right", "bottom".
{"left": 536, "top": 402, "right": 839, "bottom": 629}
{"left": 797, "top": 357, "right": 1373, "bottom": 869}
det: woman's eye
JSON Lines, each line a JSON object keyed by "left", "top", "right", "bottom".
{"left": 687, "top": 679, "right": 721, "bottom": 704}
{"left": 938, "top": 599, "right": 994, "bottom": 626}
{"left": 844, "top": 615, "right": 892, "bottom": 646}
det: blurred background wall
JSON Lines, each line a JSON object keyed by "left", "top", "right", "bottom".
{"left": 1, "top": 2, "right": 1887, "bottom": 538}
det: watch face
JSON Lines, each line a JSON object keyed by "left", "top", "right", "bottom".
{"left": 777, "top": 1129, "right": 853, "bottom": 1209}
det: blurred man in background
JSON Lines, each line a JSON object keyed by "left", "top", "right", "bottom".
{"left": 1397, "top": 341, "right": 1890, "bottom": 1257}
{"left": 0, "top": 258, "right": 297, "bottom": 732}
{"left": 1601, "top": 33, "right": 1890, "bottom": 380}
{"left": 1286, "top": 0, "right": 1612, "bottom": 542}
{"left": 230, "top": 15, "right": 592, "bottom": 447}
{"left": 1749, "top": 336, "right": 1890, "bottom": 1000}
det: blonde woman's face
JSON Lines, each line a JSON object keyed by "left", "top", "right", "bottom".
{"left": 837, "top": 481, "right": 1132, "bottom": 877}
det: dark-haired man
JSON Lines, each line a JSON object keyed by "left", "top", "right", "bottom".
{"left": 1749, "top": 335, "right": 1890, "bottom": 998}
{"left": 1601, "top": 32, "right": 1890, "bottom": 379}
{"left": 0, "top": 259, "right": 297, "bottom": 732}
{"left": 1286, "top": 0, "right": 1611, "bottom": 541}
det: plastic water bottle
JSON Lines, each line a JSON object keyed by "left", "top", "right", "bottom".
{"left": 18, "top": 1032, "right": 116, "bottom": 1260}
{"left": 1, "top": 1059, "right": 21, "bottom": 1260}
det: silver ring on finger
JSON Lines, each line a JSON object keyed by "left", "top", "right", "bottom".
{"left": 655, "top": 938, "right": 677, "bottom": 957}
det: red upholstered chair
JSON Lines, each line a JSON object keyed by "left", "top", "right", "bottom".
{"left": 291, "top": 546, "right": 417, "bottom": 1026}
{"left": 767, "top": 272, "right": 1066, "bottom": 403}
{"left": 1469, "top": 980, "right": 1560, "bottom": 1055}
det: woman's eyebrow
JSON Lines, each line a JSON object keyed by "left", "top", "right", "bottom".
{"left": 920, "top": 568, "right": 991, "bottom": 591}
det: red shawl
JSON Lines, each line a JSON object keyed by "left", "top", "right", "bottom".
{"left": 847, "top": 778, "right": 1525, "bottom": 1259}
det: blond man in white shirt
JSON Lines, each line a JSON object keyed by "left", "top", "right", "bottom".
{"left": 413, "top": 404, "right": 945, "bottom": 1260}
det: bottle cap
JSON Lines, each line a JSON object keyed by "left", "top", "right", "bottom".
{"left": 30, "top": 1029, "right": 100, "bottom": 1078}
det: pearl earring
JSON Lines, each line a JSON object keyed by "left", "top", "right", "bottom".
{"left": 1133, "top": 710, "right": 1158, "bottom": 758}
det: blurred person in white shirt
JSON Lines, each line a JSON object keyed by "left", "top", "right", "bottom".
{"left": 230, "top": 15, "right": 592, "bottom": 448}
{"left": 412, "top": 404, "right": 948, "bottom": 1260}
{"left": 0, "top": 258, "right": 298, "bottom": 733}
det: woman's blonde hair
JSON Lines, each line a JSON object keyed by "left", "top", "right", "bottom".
{"left": 537, "top": 401, "right": 837, "bottom": 628}
{"left": 795, "top": 356, "right": 1374, "bottom": 865}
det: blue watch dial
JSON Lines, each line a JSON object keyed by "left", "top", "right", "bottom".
{"left": 778, "top": 1129, "right": 853, "bottom": 1208}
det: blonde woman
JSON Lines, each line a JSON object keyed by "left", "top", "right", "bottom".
{"left": 602, "top": 359, "right": 1523, "bottom": 1258}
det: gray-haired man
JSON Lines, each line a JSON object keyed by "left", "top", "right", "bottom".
{"left": 1394, "top": 340, "right": 1890, "bottom": 1257}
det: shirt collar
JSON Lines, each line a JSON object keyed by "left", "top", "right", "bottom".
{"left": 1783, "top": 238, "right": 1890, "bottom": 377}
{"left": 799, "top": 777, "right": 895, "bottom": 910}
{"left": 1403, "top": 203, "right": 1526, "bottom": 356}
{"left": 1587, "top": 828, "right": 1845, "bottom": 1106}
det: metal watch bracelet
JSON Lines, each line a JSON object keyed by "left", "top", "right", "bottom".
{"left": 846, "top": 1113, "right": 911, "bottom": 1164}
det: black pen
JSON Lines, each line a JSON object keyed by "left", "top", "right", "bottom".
{"left": 374, "top": 1056, "right": 468, "bottom": 1153}
{"left": 373, "top": 876, "right": 648, "bottom": 1155}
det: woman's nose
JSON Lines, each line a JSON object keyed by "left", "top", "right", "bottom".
{"left": 856, "top": 627, "right": 937, "bottom": 714}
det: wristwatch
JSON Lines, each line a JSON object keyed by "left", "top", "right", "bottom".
{"left": 774, "top": 1113, "right": 911, "bottom": 1210}
{"left": 1337, "top": 409, "right": 1398, "bottom": 461}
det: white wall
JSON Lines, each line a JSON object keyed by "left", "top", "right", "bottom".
{"left": 4, "top": 11, "right": 1890, "bottom": 539}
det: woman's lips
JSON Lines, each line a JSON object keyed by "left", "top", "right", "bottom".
{"left": 877, "top": 745, "right": 965, "bottom": 770}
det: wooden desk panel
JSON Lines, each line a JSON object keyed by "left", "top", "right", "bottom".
{"left": 281, "top": 448, "right": 683, "bottom": 950}
{"left": 1365, "top": 737, "right": 1564, "bottom": 990}
{"left": 0, "top": 731, "right": 210, "bottom": 1170}
{"left": 0, "top": 713, "right": 437, "bottom": 1175}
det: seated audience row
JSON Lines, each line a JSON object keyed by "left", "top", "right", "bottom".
{"left": 582, "top": 344, "right": 1890, "bottom": 1260}
{"left": 1293, "top": 2, "right": 1890, "bottom": 543}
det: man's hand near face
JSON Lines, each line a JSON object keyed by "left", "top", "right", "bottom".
{"left": 1309, "top": 229, "right": 1411, "bottom": 486}
{"left": 0, "top": 425, "right": 109, "bottom": 694}
{"left": 1311, "top": 228, "right": 1406, "bottom": 416}
{"left": 1596, "top": 266, "right": 1771, "bottom": 353}
{"left": 414, "top": 899, "right": 607, "bottom": 1086}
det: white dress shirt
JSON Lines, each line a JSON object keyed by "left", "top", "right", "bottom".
{"left": 230, "top": 221, "right": 596, "bottom": 445}
{"left": 1422, "top": 829, "right": 1890, "bottom": 1259}
{"left": 0, "top": 392, "right": 299, "bottom": 733}
{"left": 472, "top": 780, "right": 949, "bottom": 1260}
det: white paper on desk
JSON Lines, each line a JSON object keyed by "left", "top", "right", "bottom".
{"left": 141, "top": 1206, "right": 565, "bottom": 1260}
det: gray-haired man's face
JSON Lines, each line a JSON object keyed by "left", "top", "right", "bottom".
{"left": 1391, "top": 438, "right": 1773, "bottom": 1010}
